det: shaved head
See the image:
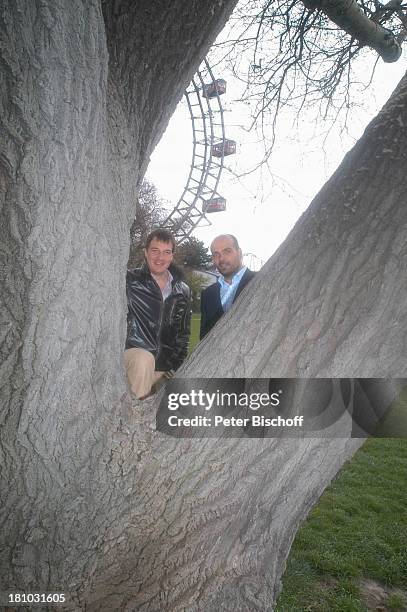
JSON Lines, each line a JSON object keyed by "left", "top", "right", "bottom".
{"left": 210, "top": 234, "right": 243, "bottom": 281}
{"left": 210, "top": 234, "right": 239, "bottom": 251}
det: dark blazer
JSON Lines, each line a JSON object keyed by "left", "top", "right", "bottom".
{"left": 200, "top": 268, "right": 256, "bottom": 339}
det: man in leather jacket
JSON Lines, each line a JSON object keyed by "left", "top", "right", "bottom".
{"left": 125, "top": 229, "right": 191, "bottom": 399}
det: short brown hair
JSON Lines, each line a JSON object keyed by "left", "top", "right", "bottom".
{"left": 145, "top": 228, "right": 176, "bottom": 252}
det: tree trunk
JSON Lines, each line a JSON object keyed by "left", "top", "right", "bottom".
{"left": 179, "top": 71, "right": 407, "bottom": 609}
{"left": 0, "top": 0, "right": 237, "bottom": 608}
{"left": 1, "top": 1, "right": 405, "bottom": 611}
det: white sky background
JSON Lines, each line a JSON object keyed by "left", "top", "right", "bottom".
{"left": 147, "top": 11, "right": 407, "bottom": 269}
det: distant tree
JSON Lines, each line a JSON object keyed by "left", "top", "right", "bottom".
{"left": 128, "top": 179, "right": 169, "bottom": 267}
{"left": 174, "top": 238, "right": 213, "bottom": 312}
{"left": 184, "top": 270, "right": 209, "bottom": 312}
{"left": 174, "top": 236, "right": 212, "bottom": 270}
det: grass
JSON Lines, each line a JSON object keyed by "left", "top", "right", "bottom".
{"left": 275, "top": 438, "right": 407, "bottom": 611}
{"left": 189, "top": 313, "right": 201, "bottom": 354}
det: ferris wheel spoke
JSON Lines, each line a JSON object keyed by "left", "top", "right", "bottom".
{"left": 163, "top": 58, "right": 236, "bottom": 244}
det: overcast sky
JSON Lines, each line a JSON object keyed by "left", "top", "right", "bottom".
{"left": 148, "top": 25, "right": 406, "bottom": 269}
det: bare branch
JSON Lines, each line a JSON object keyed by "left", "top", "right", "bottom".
{"left": 303, "top": 0, "right": 402, "bottom": 61}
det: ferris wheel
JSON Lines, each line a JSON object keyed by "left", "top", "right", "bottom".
{"left": 162, "top": 58, "right": 236, "bottom": 243}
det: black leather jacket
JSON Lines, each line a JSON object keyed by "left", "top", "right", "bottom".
{"left": 126, "top": 264, "right": 191, "bottom": 371}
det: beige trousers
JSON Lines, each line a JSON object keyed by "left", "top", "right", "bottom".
{"left": 124, "top": 347, "right": 165, "bottom": 399}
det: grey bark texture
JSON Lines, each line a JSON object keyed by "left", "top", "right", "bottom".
{"left": 0, "top": 0, "right": 405, "bottom": 610}
{"left": 0, "top": 0, "right": 237, "bottom": 609}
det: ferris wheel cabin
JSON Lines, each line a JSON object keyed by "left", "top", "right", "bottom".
{"left": 202, "top": 196, "right": 226, "bottom": 213}
{"left": 211, "top": 139, "right": 236, "bottom": 157}
{"left": 202, "top": 78, "right": 226, "bottom": 98}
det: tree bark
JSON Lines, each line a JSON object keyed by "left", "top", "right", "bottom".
{"left": 0, "top": 1, "right": 405, "bottom": 611}
{"left": 0, "top": 0, "right": 237, "bottom": 608}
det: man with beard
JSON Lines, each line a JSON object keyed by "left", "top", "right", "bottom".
{"left": 200, "top": 234, "right": 256, "bottom": 339}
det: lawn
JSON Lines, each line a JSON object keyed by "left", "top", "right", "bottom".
{"left": 189, "top": 313, "right": 201, "bottom": 353}
{"left": 275, "top": 438, "right": 407, "bottom": 611}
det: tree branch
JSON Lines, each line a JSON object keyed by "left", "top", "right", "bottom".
{"left": 303, "top": 0, "right": 402, "bottom": 61}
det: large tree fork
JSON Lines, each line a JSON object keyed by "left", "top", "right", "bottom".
{"left": 1, "top": 0, "right": 406, "bottom": 610}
